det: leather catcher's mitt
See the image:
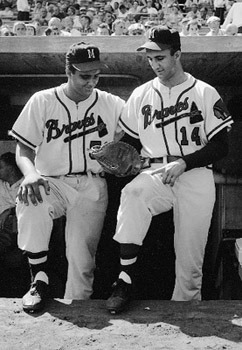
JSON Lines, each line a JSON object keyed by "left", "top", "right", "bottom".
{"left": 90, "top": 141, "right": 142, "bottom": 177}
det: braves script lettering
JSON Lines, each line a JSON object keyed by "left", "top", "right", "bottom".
{"left": 46, "top": 113, "right": 95, "bottom": 143}
{"left": 142, "top": 97, "right": 189, "bottom": 129}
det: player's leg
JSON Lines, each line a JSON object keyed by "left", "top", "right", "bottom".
{"left": 107, "top": 170, "right": 173, "bottom": 313}
{"left": 64, "top": 175, "right": 108, "bottom": 300}
{"left": 171, "top": 168, "right": 215, "bottom": 301}
{"left": 18, "top": 179, "right": 70, "bottom": 312}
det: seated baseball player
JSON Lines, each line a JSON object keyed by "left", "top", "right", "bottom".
{"left": 0, "top": 152, "right": 23, "bottom": 258}
{"left": 9, "top": 42, "right": 125, "bottom": 312}
{"left": 106, "top": 26, "right": 233, "bottom": 314}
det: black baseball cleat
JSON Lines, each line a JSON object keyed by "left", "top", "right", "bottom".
{"left": 22, "top": 280, "right": 49, "bottom": 313}
{"left": 106, "top": 279, "right": 132, "bottom": 314}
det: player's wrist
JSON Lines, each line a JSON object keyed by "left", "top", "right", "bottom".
{"left": 179, "top": 158, "right": 187, "bottom": 171}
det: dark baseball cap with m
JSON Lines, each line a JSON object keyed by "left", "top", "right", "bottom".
{"left": 66, "top": 42, "right": 108, "bottom": 72}
{"left": 137, "top": 26, "right": 181, "bottom": 52}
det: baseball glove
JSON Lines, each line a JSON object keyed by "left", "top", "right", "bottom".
{"left": 90, "top": 141, "right": 142, "bottom": 177}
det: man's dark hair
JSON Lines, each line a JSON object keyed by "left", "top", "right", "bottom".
{"left": 0, "top": 152, "right": 22, "bottom": 177}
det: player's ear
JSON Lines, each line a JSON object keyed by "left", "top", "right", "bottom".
{"left": 174, "top": 50, "right": 181, "bottom": 60}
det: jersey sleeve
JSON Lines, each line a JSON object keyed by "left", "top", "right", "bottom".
{"left": 118, "top": 90, "right": 140, "bottom": 139}
{"left": 202, "top": 85, "right": 233, "bottom": 141}
{"left": 9, "top": 92, "right": 46, "bottom": 150}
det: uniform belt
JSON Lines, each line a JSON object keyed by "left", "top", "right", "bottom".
{"left": 141, "top": 156, "right": 181, "bottom": 169}
{"left": 150, "top": 156, "right": 181, "bottom": 164}
{"left": 65, "top": 171, "right": 105, "bottom": 178}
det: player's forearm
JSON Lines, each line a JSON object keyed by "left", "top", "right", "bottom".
{"left": 16, "top": 141, "right": 37, "bottom": 177}
{"left": 182, "top": 129, "right": 229, "bottom": 171}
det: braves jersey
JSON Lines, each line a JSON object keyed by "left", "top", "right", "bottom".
{"left": 10, "top": 84, "right": 125, "bottom": 176}
{"left": 119, "top": 73, "right": 233, "bottom": 159}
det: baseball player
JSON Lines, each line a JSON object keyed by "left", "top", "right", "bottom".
{"left": 9, "top": 42, "right": 125, "bottom": 312}
{"left": 106, "top": 26, "right": 233, "bottom": 314}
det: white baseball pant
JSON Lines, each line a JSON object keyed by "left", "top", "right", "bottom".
{"left": 113, "top": 166, "right": 216, "bottom": 301}
{"left": 16, "top": 173, "right": 108, "bottom": 300}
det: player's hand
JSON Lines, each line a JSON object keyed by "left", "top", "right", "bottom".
{"left": 17, "top": 173, "right": 50, "bottom": 206}
{"left": 151, "top": 159, "right": 187, "bottom": 187}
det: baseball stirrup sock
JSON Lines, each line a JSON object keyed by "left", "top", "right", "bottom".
{"left": 119, "top": 244, "right": 140, "bottom": 284}
{"left": 27, "top": 251, "right": 49, "bottom": 284}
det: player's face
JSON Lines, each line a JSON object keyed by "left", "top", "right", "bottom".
{"left": 146, "top": 49, "right": 179, "bottom": 84}
{"left": 69, "top": 69, "right": 100, "bottom": 100}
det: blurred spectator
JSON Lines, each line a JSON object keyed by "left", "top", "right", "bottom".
{"left": 206, "top": 15, "right": 224, "bottom": 35}
{"left": 187, "top": 18, "right": 201, "bottom": 35}
{"left": 199, "top": 6, "right": 209, "bottom": 25}
{"left": 144, "top": 19, "right": 157, "bottom": 31}
{"left": 163, "top": 0, "right": 179, "bottom": 15}
{"left": 46, "top": 3, "right": 56, "bottom": 21}
{"left": 86, "top": 7, "right": 96, "bottom": 19}
{"left": 184, "top": 0, "right": 197, "bottom": 8}
{"left": 222, "top": 2, "right": 242, "bottom": 33}
{"left": 214, "top": 0, "right": 226, "bottom": 25}
{"left": 0, "top": 152, "right": 23, "bottom": 258}
{"left": 50, "top": 4, "right": 66, "bottom": 20}
{"left": 157, "top": 10, "right": 167, "bottom": 25}
{"left": 96, "top": 8, "right": 105, "bottom": 23}
{"left": 111, "top": 1, "right": 120, "bottom": 16}
{"left": 17, "top": 0, "right": 30, "bottom": 21}
{"left": 0, "top": 5, "right": 14, "bottom": 18}
{"left": 128, "top": 0, "right": 143, "bottom": 14}
{"left": 118, "top": 3, "right": 128, "bottom": 17}
{"left": 128, "top": 22, "right": 145, "bottom": 34}
{"left": 33, "top": 7, "right": 49, "bottom": 26}
{"left": 26, "top": 23, "right": 37, "bottom": 35}
{"left": 44, "top": 25, "right": 60, "bottom": 35}
{"left": 74, "top": 13, "right": 92, "bottom": 33}
{"left": 79, "top": 6, "right": 87, "bottom": 15}
{"left": 13, "top": 21, "right": 27, "bottom": 35}
{"left": 223, "top": 22, "right": 238, "bottom": 35}
{"left": 111, "top": 17, "right": 127, "bottom": 34}
{"left": 62, "top": 15, "right": 81, "bottom": 35}
{"left": 179, "top": 16, "right": 190, "bottom": 35}
{"left": 104, "top": 3, "right": 114, "bottom": 14}
{"left": 124, "top": 12, "right": 136, "bottom": 29}
{"left": 166, "top": 2, "right": 183, "bottom": 30}
{"left": 66, "top": 5, "right": 77, "bottom": 19}
{"left": 104, "top": 10, "right": 116, "bottom": 31}
{"left": 48, "top": 16, "right": 72, "bottom": 35}
{"left": 32, "top": 0, "right": 43, "bottom": 19}
{"left": 32, "top": 19, "right": 44, "bottom": 35}
{"left": 186, "top": 3, "right": 201, "bottom": 20}
{"left": 141, "top": 0, "right": 158, "bottom": 14}
{"left": 152, "top": 0, "right": 163, "bottom": 11}
{"left": 0, "top": 25, "right": 14, "bottom": 35}
{"left": 96, "top": 22, "right": 111, "bottom": 34}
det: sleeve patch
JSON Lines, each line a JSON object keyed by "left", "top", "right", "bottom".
{"left": 213, "top": 99, "right": 230, "bottom": 121}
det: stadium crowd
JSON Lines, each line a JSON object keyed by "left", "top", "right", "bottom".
{"left": 0, "top": 0, "right": 241, "bottom": 36}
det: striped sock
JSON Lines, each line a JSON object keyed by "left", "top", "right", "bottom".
{"left": 118, "top": 243, "right": 140, "bottom": 284}
{"left": 27, "top": 251, "right": 49, "bottom": 284}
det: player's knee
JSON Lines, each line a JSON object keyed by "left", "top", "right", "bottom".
{"left": 121, "top": 181, "right": 144, "bottom": 200}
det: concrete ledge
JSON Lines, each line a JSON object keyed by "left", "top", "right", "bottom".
{"left": 1, "top": 299, "right": 242, "bottom": 349}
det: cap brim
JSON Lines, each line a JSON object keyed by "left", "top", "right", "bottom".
{"left": 137, "top": 41, "right": 169, "bottom": 51}
{"left": 73, "top": 61, "right": 108, "bottom": 72}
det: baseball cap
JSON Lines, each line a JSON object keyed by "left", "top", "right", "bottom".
{"left": 137, "top": 26, "right": 181, "bottom": 51}
{"left": 66, "top": 42, "right": 108, "bottom": 72}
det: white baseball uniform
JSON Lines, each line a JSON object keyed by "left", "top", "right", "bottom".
{"left": 10, "top": 83, "right": 125, "bottom": 299}
{"left": 114, "top": 73, "right": 233, "bottom": 301}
